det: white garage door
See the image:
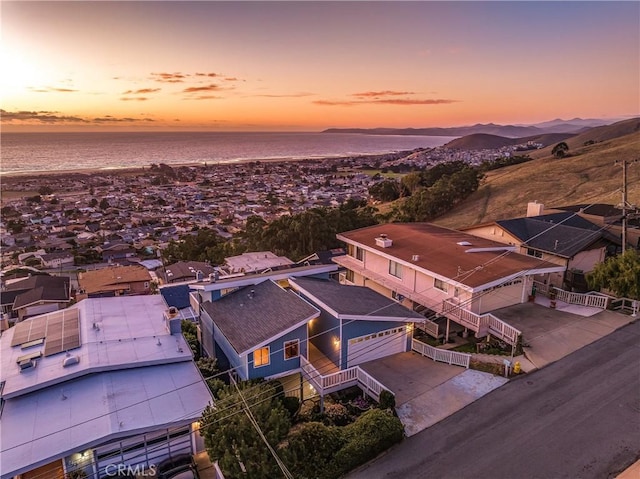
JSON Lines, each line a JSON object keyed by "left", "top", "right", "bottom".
{"left": 347, "top": 326, "right": 407, "bottom": 368}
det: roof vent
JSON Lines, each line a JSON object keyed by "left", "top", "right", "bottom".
{"left": 411, "top": 254, "right": 420, "bottom": 261}
{"left": 375, "top": 234, "right": 393, "bottom": 248}
{"left": 62, "top": 355, "right": 80, "bottom": 368}
{"left": 457, "top": 241, "right": 472, "bottom": 246}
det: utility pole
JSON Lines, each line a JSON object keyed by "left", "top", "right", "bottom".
{"left": 616, "top": 159, "right": 639, "bottom": 253}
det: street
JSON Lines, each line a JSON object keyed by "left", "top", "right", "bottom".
{"left": 347, "top": 320, "right": 640, "bottom": 479}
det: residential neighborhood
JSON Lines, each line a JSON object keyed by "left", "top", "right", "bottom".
{"left": 1, "top": 161, "right": 638, "bottom": 479}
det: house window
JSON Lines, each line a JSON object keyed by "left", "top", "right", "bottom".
{"left": 389, "top": 260, "right": 403, "bottom": 279}
{"left": 284, "top": 340, "right": 299, "bottom": 360}
{"left": 434, "top": 278, "right": 448, "bottom": 292}
{"left": 355, "top": 247, "right": 364, "bottom": 262}
{"left": 526, "top": 248, "right": 543, "bottom": 258}
{"left": 345, "top": 269, "right": 355, "bottom": 283}
{"left": 254, "top": 347, "right": 270, "bottom": 367}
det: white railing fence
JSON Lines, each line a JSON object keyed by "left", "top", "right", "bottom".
{"left": 299, "top": 356, "right": 388, "bottom": 402}
{"left": 411, "top": 338, "right": 471, "bottom": 368}
{"left": 416, "top": 318, "right": 439, "bottom": 338}
{"left": 610, "top": 297, "right": 640, "bottom": 316}
{"left": 442, "top": 299, "right": 520, "bottom": 346}
{"left": 533, "top": 281, "right": 611, "bottom": 310}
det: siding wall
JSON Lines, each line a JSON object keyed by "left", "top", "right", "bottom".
{"left": 247, "top": 324, "right": 308, "bottom": 380}
{"left": 309, "top": 309, "right": 340, "bottom": 367}
{"left": 213, "top": 322, "right": 246, "bottom": 379}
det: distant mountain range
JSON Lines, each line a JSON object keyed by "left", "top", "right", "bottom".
{"left": 322, "top": 117, "right": 630, "bottom": 138}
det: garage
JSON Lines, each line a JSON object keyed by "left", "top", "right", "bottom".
{"left": 347, "top": 325, "right": 408, "bottom": 368}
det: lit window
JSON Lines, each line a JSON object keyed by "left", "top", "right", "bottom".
{"left": 389, "top": 260, "right": 402, "bottom": 278}
{"left": 434, "top": 278, "right": 448, "bottom": 292}
{"left": 284, "top": 340, "right": 299, "bottom": 360}
{"left": 254, "top": 347, "right": 270, "bottom": 367}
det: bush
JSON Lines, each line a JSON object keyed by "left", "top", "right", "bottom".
{"left": 297, "top": 398, "right": 323, "bottom": 423}
{"left": 323, "top": 402, "right": 351, "bottom": 426}
{"left": 332, "top": 409, "right": 404, "bottom": 474}
{"left": 378, "top": 389, "right": 396, "bottom": 410}
{"left": 284, "top": 422, "right": 344, "bottom": 479}
{"left": 282, "top": 396, "right": 300, "bottom": 419}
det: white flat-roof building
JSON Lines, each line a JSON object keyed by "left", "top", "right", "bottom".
{"left": 0, "top": 295, "right": 213, "bottom": 479}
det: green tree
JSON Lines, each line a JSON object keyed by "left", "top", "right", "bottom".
{"left": 38, "top": 185, "right": 53, "bottom": 195}
{"left": 401, "top": 171, "right": 422, "bottom": 196}
{"left": 99, "top": 198, "right": 110, "bottom": 210}
{"left": 551, "top": 142, "right": 569, "bottom": 158}
{"left": 163, "top": 228, "right": 230, "bottom": 265}
{"left": 587, "top": 250, "right": 640, "bottom": 300}
{"left": 201, "top": 381, "right": 291, "bottom": 479}
{"left": 283, "top": 422, "right": 344, "bottom": 479}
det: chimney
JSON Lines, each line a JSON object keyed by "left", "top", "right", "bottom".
{"left": 527, "top": 201, "right": 544, "bottom": 217}
{"left": 375, "top": 234, "right": 393, "bottom": 248}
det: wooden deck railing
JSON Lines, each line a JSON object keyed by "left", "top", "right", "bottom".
{"left": 411, "top": 339, "right": 471, "bottom": 368}
{"left": 532, "top": 281, "right": 610, "bottom": 310}
{"left": 416, "top": 318, "right": 439, "bottom": 338}
{"left": 300, "top": 356, "right": 388, "bottom": 401}
{"left": 442, "top": 299, "right": 521, "bottom": 346}
{"left": 609, "top": 297, "right": 639, "bottom": 315}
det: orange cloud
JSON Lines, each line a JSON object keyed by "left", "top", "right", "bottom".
{"left": 123, "top": 88, "right": 161, "bottom": 94}
{"left": 120, "top": 97, "right": 150, "bottom": 101}
{"left": 183, "top": 84, "right": 223, "bottom": 93}
{"left": 313, "top": 97, "right": 457, "bottom": 106}
{"left": 28, "top": 86, "right": 78, "bottom": 93}
{"left": 151, "top": 72, "right": 187, "bottom": 83}
{"left": 351, "top": 90, "right": 415, "bottom": 98}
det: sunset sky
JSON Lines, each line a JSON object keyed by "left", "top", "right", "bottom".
{"left": 2, "top": 1, "right": 638, "bottom": 132}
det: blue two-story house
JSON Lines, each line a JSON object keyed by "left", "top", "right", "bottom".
{"left": 200, "top": 276, "right": 425, "bottom": 403}
{"left": 200, "top": 280, "right": 319, "bottom": 381}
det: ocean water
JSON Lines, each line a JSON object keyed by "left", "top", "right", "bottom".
{"left": 0, "top": 131, "right": 452, "bottom": 175}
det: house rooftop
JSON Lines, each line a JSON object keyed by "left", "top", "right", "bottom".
{"left": 78, "top": 265, "right": 151, "bottom": 294}
{"left": 289, "top": 277, "right": 424, "bottom": 321}
{"left": 201, "top": 280, "right": 319, "bottom": 355}
{"left": 496, "top": 217, "right": 618, "bottom": 258}
{"left": 223, "top": 251, "right": 294, "bottom": 274}
{"left": 0, "top": 295, "right": 192, "bottom": 399}
{"left": 0, "top": 361, "right": 211, "bottom": 479}
{"left": 337, "top": 223, "right": 564, "bottom": 290}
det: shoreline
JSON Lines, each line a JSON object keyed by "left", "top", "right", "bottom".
{"left": 0, "top": 151, "right": 395, "bottom": 182}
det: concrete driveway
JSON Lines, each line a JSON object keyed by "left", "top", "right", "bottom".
{"left": 494, "top": 299, "right": 636, "bottom": 370}
{"left": 359, "top": 351, "right": 508, "bottom": 436}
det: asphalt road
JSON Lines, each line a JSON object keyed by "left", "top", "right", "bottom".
{"left": 348, "top": 320, "right": 640, "bottom": 479}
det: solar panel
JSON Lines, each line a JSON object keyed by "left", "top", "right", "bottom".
{"left": 10, "top": 309, "right": 81, "bottom": 356}
{"left": 44, "top": 309, "right": 81, "bottom": 357}
{"left": 10, "top": 316, "right": 48, "bottom": 347}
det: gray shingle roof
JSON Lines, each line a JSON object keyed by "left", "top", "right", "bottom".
{"left": 496, "top": 217, "right": 614, "bottom": 258}
{"left": 202, "top": 280, "right": 319, "bottom": 354}
{"left": 290, "top": 277, "right": 424, "bottom": 320}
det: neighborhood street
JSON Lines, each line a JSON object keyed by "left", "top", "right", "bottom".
{"left": 348, "top": 320, "right": 640, "bottom": 479}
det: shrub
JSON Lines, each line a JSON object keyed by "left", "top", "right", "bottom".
{"left": 284, "top": 422, "right": 344, "bottom": 479}
{"left": 297, "top": 399, "right": 323, "bottom": 423}
{"left": 282, "top": 396, "right": 300, "bottom": 419}
{"left": 378, "top": 389, "right": 396, "bottom": 410}
{"left": 332, "top": 409, "right": 404, "bottom": 474}
{"left": 323, "top": 402, "right": 351, "bottom": 426}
